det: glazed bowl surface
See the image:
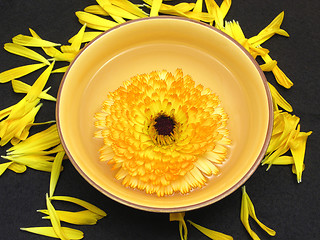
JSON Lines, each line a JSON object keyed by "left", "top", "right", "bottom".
{"left": 56, "top": 16, "right": 273, "bottom": 212}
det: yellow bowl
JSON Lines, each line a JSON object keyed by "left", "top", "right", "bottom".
{"left": 56, "top": 16, "right": 273, "bottom": 212}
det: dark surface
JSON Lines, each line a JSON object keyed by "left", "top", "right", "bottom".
{"left": 0, "top": 0, "right": 319, "bottom": 239}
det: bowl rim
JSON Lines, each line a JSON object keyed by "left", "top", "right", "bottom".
{"left": 56, "top": 16, "right": 274, "bottom": 213}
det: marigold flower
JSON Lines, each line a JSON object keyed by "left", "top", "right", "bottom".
{"left": 95, "top": 69, "right": 230, "bottom": 196}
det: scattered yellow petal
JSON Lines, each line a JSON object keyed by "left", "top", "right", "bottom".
{"left": 12, "top": 34, "right": 61, "bottom": 47}
{"left": 249, "top": 11, "right": 289, "bottom": 47}
{"left": 84, "top": 5, "right": 109, "bottom": 16}
{"left": 7, "top": 162, "right": 27, "bottom": 173}
{"left": 21, "top": 227, "right": 83, "bottom": 239}
{"left": 46, "top": 193, "right": 70, "bottom": 240}
{"left": 52, "top": 65, "right": 70, "bottom": 73}
{"left": 241, "top": 186, "right": 276, "bottom": 240}
{"left": 12, "top": 80, "right": 56, "bottom": 101}
{"left": 7, "top": 124, "right": 60, "bottom": 155}
{"left": 75, "top": 11, "right": 118, "bottom": 31}
{"left": 97, "top": 0, "right": 140, "bottom": 20}
{"left": 4, "top": 43, "right": 50, "bottom": 65}
{"left": 289, "top": 131, "right": 312, "bottom": 183}
{"left": 49, "top": 151, "right": 65, "bottom": 197}
{"left": 193, "top": 0, "right": 203, "bottom": 13}
{"left": 268, "top": 82, "right": 293, "bottom": 112}
{"left": 39, "top": 209, "right": 103, "bottom": 225}
{"left": 110, "top": 0, "right": 148, "bottom": 18}
{"left": 68, "top": 31, "right": 103, "bottom": 44}
{"left": 1, "top": 154, "right": 55, "bottom": 172}
{"left": 25, "top": 61, "right": 55, "bottom": 102}
{"left": 188, "top": 220, "right": 233, "bottom": 240}
{"left": 0, "top": 161, "right": 12, "bottom": 176}
{"left": 150, "top": 0, "right": 163, "bottom": 17}
{"left": 262, "top": 54, "right": 293, "bottom": 88}
{"left": 50, "top": 196, "right": 107, "bottom": 217}
{"left": 61, "top": 24, "right": 86, "bottom": 54}
{"left": 0, "top": 63, "right": 46, "bottom": 83}
{"left": 170, "top": 212, "right": 188, "bottom": 240}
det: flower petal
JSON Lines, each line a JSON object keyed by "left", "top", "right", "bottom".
{"left": 75, "top": 11, "right": 118, "bottom": 31}
{"left": 39, "top": 210, "right": 103, "bottom": 225}
{"left": 149, "top": 0, "right": 163, "bottom": 17}
{"left": 0, "top": 63, "right": 46, "bottom": 83}
{"left": 0, "top": 161, "right": 12, "bottom": 176}
{"left": 110, "top": 0, "right": 148, "bottom": 18}
{"left": 7, "top": 162, "right": 27, "bottom": 173}
{"left": 49, "top": 151, "right": 65, "bottom": 197}
{"left": 84, "top": 5, "right": 109, "bottom": 16}
{"left": 12, "top": 34, "right": 61, "bottom": 47}
{"left": 46, "top": 194, "right": 69, "bottom": 240}
{"left": 68, "top": 31, "right": 103, "bottom": 44}
{"left": 241, "top": 186, "right": 276, "bottom": 239}
{"left": 4, "top": 43, "right": 50, "bottom": 65}
{"left": 188, "top": 220, "right": 233, "bottom": 240}
{"left": 20, "top": 227, "right": 83, "bottom": 239}
{"left": 289, "top": 131, "right": 312, "bottom": 183}
{"left": 268, "top": 82, "right": 293, "bottom": 112}
{"left": 50, "top": 196, "right": 107, "bottom": 217}
{"left": 11, "top": 80, "right": 56, "bottom": 101}
{"left": 170, "top": 212, "right": 188, "bottom": 240}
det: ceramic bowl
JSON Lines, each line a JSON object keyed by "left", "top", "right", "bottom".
{"left": 56, "top": 16, "right": 273, "bottom": 212}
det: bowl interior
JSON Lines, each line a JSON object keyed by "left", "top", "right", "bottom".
{"left": 57, "top": 17, "right": 272, "bottom": 212}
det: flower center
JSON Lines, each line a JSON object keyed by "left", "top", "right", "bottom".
{"left": 154, "top": 115, "right": 175, "bottom": 136}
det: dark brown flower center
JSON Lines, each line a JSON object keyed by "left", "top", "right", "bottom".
{"left": 154, "top": 115, "right": 175, "bottom": 136}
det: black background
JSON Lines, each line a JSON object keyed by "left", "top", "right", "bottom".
{"left": 0, "top": 0, "right": 319, "bottom": 239}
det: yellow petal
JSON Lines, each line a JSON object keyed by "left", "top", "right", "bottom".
{"left": 241, "top": 186, "right": 276, "bottom": 239}
{"left": 272, "top": 65, "right": 293, "bottom": 89}
{"left": 220, "top": 0, "right": 231, "bottom": 19}
{"left": 97, "top": 0, "right": 140, "bottom": 20}
{"left": 50, "top": 196, "right": 107, "bottom": 217}
{"left": 7, "top": 162, "right": 27, "bottom": 173}
{"left": 26, "top": 61, "right": 55, "bottom": 102}
{"left": 39, "top": 209, "right": 103, "bottom": 225}
{"left": 0, "top": 103, "right": 42, "bottom": 146}
{"left": 150, "top": 0, "right": 163, "bottom": 17}
{"left": 188, "top": 220, "right": 233, "bottom": 240}
{"left": 21, "top": 227, "right": 83, "bottom": 239}
{"left": 46, "top": 194, "right": 70, "bottom": 240}
{"left": 185, "top": 12, "right": 215, "bottom": 23}
{"left": 4, "top": 43, "right": 50, "bottom": 65}
{"left": 68, "top": 32, "right": 103, "bottom": 44}
{"left": 249, "top": 12, "right": 289, "bottom": 47}
{"left": 193, "top": 0, "right": 203, "bottom": 13}
{"left": 271, "top": 155, "right": 294, "bottom": 165}
{"left": 0, "top": 63, "right": 46, "bottom": 83}
{"left": 2, "top": 155, "right": 54, "bottom": 172}
{"left": 0, "top": 105, "right": 14, "bottom": 121}
{"left": 49, "top": 151, "right": 65, "bottom": 197}
{"left": 84, "top": 5, "right": 109, "bottom": 16}
{"left": 110, "top": 0, "right": 148, "bottom": 18}
{"left": 75, "top": 11, "right": 118, "bottom": 31}
{"left": 52, "top": 65, "right": 69, "bottom": 73}
{"left": 12, "top": 34, "right": 61, "bottom": 47}
{"left": 169, "top": 212, "right": 188, "bottom": 240}
{"left": 0, "top": 161, "right": 12, "bottom": 176}
{"left": 289, "top": 131, "right": 312, "bottom": 183}
{"left": 268, "top": 82, "right": 293, "bottom": 112}
{"left": 7, "top": 124, "right": 60, "bottom": 155}
{"left": 260, "top": 60, "right": 277, "bottom": 72}
{"left": 12, "top": 80, "right": 56, "bottom": 101}
{"left": 61, "top": 24, "right": 86, "bottom": 54}
{"left": 246, "top": 195, "right": 276, "bottom": 236}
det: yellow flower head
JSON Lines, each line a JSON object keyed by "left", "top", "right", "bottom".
{"left": 95, "top": 69, "right": 230, "bottom": 196}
